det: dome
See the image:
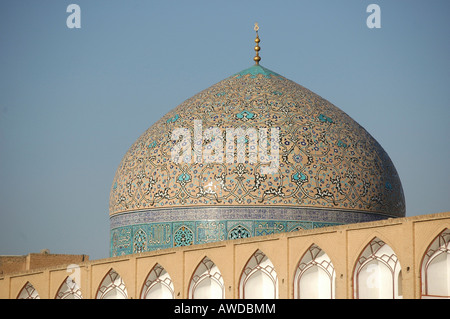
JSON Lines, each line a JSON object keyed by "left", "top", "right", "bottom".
{"left": 109, "top": 63, "right": 405, "bottom": 256}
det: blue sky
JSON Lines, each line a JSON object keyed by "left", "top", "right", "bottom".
{"left": 0, "top": 1, "right": 449, "bottom": 260}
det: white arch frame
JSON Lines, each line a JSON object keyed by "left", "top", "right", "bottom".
{"left": 141, "top": 263, "right": 174, "bottom": 299}
{"left": 96, "top": 268, "right": 128, "bottom": 299}
{"left": 17, "top": 282, "right": 40, "bottom": 299}
{"left": 239, "top": 249, "right": 278, "bottom": 299}
{"left": 353, "top": 237, "right": 402, "bottom": 299}
{"left": 294, "top": 244, "right": 335, "bottom": 299}
{"left": 55, "top": 276, "right": 82, "bottom": 299}
{"left": 188, "top": 256, "right": 224, "bottom": 299}
{"left": 421, "top": 228, "right": 450, "bottom": 299}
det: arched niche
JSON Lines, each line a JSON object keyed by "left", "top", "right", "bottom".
{"left": 294, "top": 244, "right": 335, "bottom": 299}
{"left": 239, "top": 249, "right": 278, "bottom": 299}
{"left": 353, "top": 237, "right": 402, "bottom": 299}
{"left": 96, "top": 268, "right": 128, "bottom": 299}
{"left": 55, "top": 276, "right": 82, "bottom": 299}
{"left": 188, "top": 256, "right": 224, "bottom": 299}
{"left": 421, "top": 228, "right": 450, "bottom": 299}
{"left": 17, "top": 281, "right": 40, "bottom": 299}
{"left": 141, "top": 263, "right": 174, "bottom": 299}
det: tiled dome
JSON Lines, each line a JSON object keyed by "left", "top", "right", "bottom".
{"left": 109, "top": 64, "right": 405, "bottom": 256}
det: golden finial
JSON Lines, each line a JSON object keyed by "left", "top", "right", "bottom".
{"left": 253, "top": 22, "right": 261, "bottom": 65}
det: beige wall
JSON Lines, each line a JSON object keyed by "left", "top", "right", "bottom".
{"left": 1, "top": 211, "right": 449, "bottom": 299}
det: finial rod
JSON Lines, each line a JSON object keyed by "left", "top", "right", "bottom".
{"left": 253, "top": 22, "right": 261, "bottom": 65}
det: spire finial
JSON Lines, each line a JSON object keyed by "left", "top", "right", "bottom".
{"left": 253, "top": 22, "right": 261, "bottom": 65}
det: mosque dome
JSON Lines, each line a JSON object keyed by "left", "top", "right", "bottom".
{"left": 109, "top": 31, "right": 405, "bottom": 257}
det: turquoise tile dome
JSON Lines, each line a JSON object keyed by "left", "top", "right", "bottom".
{"left": 109, "top": 64, "right": 405, "bottom": 257}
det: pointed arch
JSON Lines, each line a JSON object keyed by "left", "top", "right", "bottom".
{"left": 353, "top": 237, "right": 402, "bottom": 299}
{"left": 421, "top": 228, "right": 450, "bottom": 299}
{"left": 294, "top": 244, "right": 335, "bottom": 299}
{"left": 239, "top": 249, "right": 278, "bottom": 299}
{"left": 96, "top": 268, "right": 128, "bottom": 299}
{"left": 133, "top": 228, "right": 148, "bottom": 253}
{"left": 55, "top": 276, "right": 82, "bottom": 299}
{"left": 174, "top": 225, "right": 194, "bottom": 247}
{"left": 188, "top": 256, "right": 224, "bottom": 299}
{"left": 140, "top": 263, "right": 174, "bottom": 299}
{"left": 17, "top": 281, "right": 40, "bottom": 299}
